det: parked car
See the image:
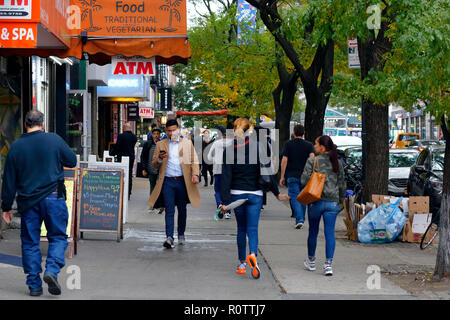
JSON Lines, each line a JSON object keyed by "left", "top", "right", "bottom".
{"left": 392, "top": 132, "right": 420, "bottom": 148}
{"left": 406, "top": 139, "right": 442, "bottom": 152}
{"left": 388, "top": 149, "right": 419, "bottom": 196}
{"left": 407, "top": 146, "right": 444, "bottom": 214}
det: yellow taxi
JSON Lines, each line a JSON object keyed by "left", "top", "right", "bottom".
{"left": 393, "top": 133, "right": 420, "bottom": 148}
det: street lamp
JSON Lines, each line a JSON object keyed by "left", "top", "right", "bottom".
{"left": 161, "top": 115, "right": 167, "bottom": 126}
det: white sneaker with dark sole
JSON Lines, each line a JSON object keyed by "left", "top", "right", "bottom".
{"left": 324, "top": 264, "right": 333, "bottom": 276}
{"left": 304, "top": 259, "right": 316, "bottom": 271}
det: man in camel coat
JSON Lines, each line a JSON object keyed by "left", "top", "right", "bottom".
{"left": 147, "top": 119, "right": 201, "bottom": 248}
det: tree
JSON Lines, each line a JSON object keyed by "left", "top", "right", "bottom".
{"left": 174, "top": 5, "right": 279, "bottom": 128}
{"left": 245, "top": 0, "right": 335, "bottom": 144}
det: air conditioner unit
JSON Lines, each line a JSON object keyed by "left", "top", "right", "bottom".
{"left": 0, "top": 57, "right": 7, "bottom": 75}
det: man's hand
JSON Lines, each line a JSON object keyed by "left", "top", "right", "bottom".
{"left": 2, "top": 211, "right": 13, "bottom": 225}
{"left": 276, "top": 194, "right": 290, "bottom": 201}
{"left": 280, "top": 178, "right": 286, "bottom": 187}
{"left": 191, "top": 175, "right": 199, "bottom": 184}
{"left": 158, "top": 151, "right": 168, "bottom": 159}
{"left": 142, "top": 170, "right": 148, "bottom": 177}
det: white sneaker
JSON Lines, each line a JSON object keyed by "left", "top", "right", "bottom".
{"left": 295, "top": 222, "right": 304, "bottom": 229}
{"left": 304, "top": 259, "right": 316, "bottom": 271}
{"left": 224, "top": 212, "right": 231, "bottom": 219}
{"left": 323, "top": 263, "right": 333, "bottom": 276}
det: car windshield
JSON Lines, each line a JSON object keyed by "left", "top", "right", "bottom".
{"left": 421, "top": 140, "right": 440, "bottom": 146}
{"left": 347, "top": 150, "right": 362, "bottom": 164}
{"left": 389, "top": 152, "right": 418, "bottom": 168}
{"left": 432, "top": 150, "right": 445, "bottom": 171}
{"left": 399, "top": 134, "right": 419, "bottom": 141}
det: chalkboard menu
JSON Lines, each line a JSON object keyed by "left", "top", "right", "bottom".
{"left": 78, "top": 169, "right": 124, "bottom": 241}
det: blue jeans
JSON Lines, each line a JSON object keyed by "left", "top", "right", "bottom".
{"left": 21, "top": 192, "right": 69, "bottom": 291}
{"left": 287, "top": 177, "right": 305, "bottom": 224}
{"left": 161, "top": 177, "right": 188, "bottom": 239}
{"left": 213, "top": 175, "right": 222, "bottom": 208}
{"left": 307, "top": 200, "right": 339, "bottom": 262}
{"left": 231, "top": 193, "right": 263, "bottom": 262}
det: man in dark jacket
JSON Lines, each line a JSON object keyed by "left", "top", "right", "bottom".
{"left": 140, "top": 128, "right": 163, "bottom": 213}
{"left": 111, "top": 122, "right": 137, "bottom": 199}
{"left": 1, "top": 110, "right": 77, "bottom": 297}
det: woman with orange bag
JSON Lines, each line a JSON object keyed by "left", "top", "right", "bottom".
{"left": 301, "top": 135, "right": 346, "bottom": 276}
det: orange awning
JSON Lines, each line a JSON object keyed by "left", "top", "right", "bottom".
{"left": 0, "top": 0, "right": 191, "bottom": 65}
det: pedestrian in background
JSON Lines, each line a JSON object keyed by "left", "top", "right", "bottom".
{"left": 148, "top": 119, "right": 201, "bottom": 249}
{"left": 201, "top": 129, "right": 214, "bottom": 187}
{"left": 1, "top": 110, "right": 77, "bottom": 296}
{"left": 301, "top": 135, "right": 346, "bottom": 276}
{"left": 207, "top": 125, "right": 232, "bottom": 219}
{"left": 141, "top": 128, "right": 163, "bottom": 214}
{"left": 220, "top": 118, "right": 289, "bottom": 279}
{"left": 110, "top": 122, "right": 137, "bottom": 200}
{"left": 280, "top": 124, "right": 314, "bottom": 229}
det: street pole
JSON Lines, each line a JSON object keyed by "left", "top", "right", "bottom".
{"left": 361, "top": 96, "right": 366, "bottom": 201}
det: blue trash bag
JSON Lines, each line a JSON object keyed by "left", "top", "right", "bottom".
{"left": 357, "top": 198, "right": 407, "bottom": 243}
{"left": 346, "top": 190, "right": 355, "bottom": 198}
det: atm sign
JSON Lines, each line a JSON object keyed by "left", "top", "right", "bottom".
{"left": 0, "top": 0, "right": 32, "bottom": 20}
{"left": 139, "top": 107, "right": 154, "bottom": 118}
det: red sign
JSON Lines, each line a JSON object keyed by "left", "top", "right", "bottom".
{"left": 111, "top": 56, "right": 156, "bottom": 76}
{"left": 139, "top": 107, "right": 154, "bottom": 118}
{"left": 0, "top": 22, "right": 36, "bottom": 47}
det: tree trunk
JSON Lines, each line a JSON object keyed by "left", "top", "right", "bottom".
{"left": 434, "top": 118, "right": 450, "bottom": 279}
{"left": 303, "top": 84, "right": 328, "bottom": 143}
{"left": 357, "top": 11, "right": 392, "bottom": 203}
{"left": 272, "top": 61, "right": 299, "bottom": 156}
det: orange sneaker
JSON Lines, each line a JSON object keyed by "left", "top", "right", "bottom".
{"left": 236, "top": 263, "right": 246, "bottom": 275}
{"left": 246, "top": 254, "right": 260, "bottom": 279}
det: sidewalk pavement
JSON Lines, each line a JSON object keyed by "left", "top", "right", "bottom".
{"left": 0, "top": 177, "right": 447, "bottom": 300}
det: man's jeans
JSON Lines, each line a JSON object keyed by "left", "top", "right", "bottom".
{"left": 21, "top": 192, "right": 68, "bottom": 291}
{"left": 161, "top": 177, "right": 188, "bottom": 239}
{"left": 287, "top": 177, "right": 306, "bottom": 224}
{"left": 307, "top": 200, "right": 339, "bottom": 261}
{"left": 231, "top": 193, "right": 263, "bottom": 262}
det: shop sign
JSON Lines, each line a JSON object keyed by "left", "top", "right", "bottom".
{"left": 0, "top": 0, "right": 32, "bottom": 19}
{"left": 348, "top": 38, "right": 360, "bottom": 69}
{"left": 0, "top": 22, "right": 36, "bottom": 47}
{"left": 127, "top": 103, "right": 139, "bottom": 121}
{"left": 139, "top": 107, "right": 154, "bottom": 118}
{"left": 111, "top": 56, "right": 155, "bottom": 76}
{"left": 69, "top": 0, "right": 187, "bottom": 37}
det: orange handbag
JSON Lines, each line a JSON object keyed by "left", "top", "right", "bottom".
{"left": 296, "top": 157, "right": 326, "bottom": 205}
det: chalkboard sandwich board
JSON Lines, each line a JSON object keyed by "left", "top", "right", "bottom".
{"left": 77, "top": 169, "right": 124, "bottom": 242}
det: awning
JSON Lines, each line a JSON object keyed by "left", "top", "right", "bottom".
{"left": 0, "top": 0, "right": 191, "bottom": 65}
{"left": 176, "top": 110, "right": 229, "bottom": 116}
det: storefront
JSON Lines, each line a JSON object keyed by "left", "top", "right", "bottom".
{"left": 1, "top": 0, "right": 190, "bottom": 163}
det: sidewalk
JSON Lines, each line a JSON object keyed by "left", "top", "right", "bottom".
{"left": 258, "top": 190, "right": 442, "bottom": 299}
{"left": 0, "top": 177, "right": 447, "bottom": 300}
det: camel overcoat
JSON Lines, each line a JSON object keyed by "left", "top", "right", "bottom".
{"left": 147, "top": 137, "right": 201, "bottom": 208}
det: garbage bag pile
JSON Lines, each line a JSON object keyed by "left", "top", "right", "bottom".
{"left": 357, "top": 198, "right": 407, "bottom": 243}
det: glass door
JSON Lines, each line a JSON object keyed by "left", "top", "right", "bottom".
{"left": 67, "top": 90, "right": 88, "bottom": 160}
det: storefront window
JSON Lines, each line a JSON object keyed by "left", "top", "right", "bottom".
{"left": 0, "top": 57, "right": 22, "bottom": 171}
{"left": 66, "top": 92, "right": 84, "bottom": 155}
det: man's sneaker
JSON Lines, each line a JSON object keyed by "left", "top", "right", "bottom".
{"left": 236, "top": 262, "right": 247, "bottom": 275}
{"left": 295, "top": 222, "right": 304, "bottom": 229}
{"left": 324, "top": 263, "right": 333, "bottom": 276}
{"left": 43, "top": 273, "right": 61, "bottom": 295}
{"left": 224, "top": 212, "right": 231, "bottom": 219}
{"left": 163, "top": 237, "right": 175, "bottom": 249}
{"left": 304, "top": 259, "right": 316, "bottom": 271}
{"left": 178, "top": 235, "right": 185, "bottom": 245}
{"left": 29, "top": 288, "right": 43, "bottom": 297}
{"left": 158, "top": 208, "right": 164, "bottom": 214}
{"left": 246, "top": 254, "right": 261, "bottom": 279}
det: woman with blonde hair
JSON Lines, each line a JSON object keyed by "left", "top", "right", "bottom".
{"left": 220, "top": 118, "right": 289, "bottom": 279}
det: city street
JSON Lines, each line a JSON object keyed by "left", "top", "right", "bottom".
{"left": 0, "top": 177, "right": 446, "bottom": 300}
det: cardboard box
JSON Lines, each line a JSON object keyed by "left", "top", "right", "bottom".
{"left": 343, "top": 199, "right": 364, "bottom": 242}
